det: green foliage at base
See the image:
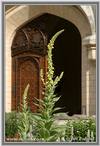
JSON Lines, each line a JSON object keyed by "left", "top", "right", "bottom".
{"left": 5, "top": 112, "right": 96, "bottom": 142}
{"left": 5, "top": 111, "right": 18, "bottom": 137}
{"left": 65, "top": 118, "right": 96, "bottom": 142}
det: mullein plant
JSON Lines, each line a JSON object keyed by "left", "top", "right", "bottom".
{"left": 32, "top": 30, "right": 65, "bottom": 142}
{"left": 17, "top": 84, "right": 33, "bottom": 141}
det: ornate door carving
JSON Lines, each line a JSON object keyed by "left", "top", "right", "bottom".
{"left": 11, "top": 27, "right": 47, "bottom": 112}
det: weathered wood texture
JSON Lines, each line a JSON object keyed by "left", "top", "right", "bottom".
{"left": 11, "top": 27, "right": 47, "bottom": 112}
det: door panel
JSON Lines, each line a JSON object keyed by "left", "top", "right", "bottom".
{"left": 17, "top": 57, "right": 39, "bottom": 112}
{"left": 12, "top": 54, "right": 46, "bottom": 112}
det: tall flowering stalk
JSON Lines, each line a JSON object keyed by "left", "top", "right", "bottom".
{"left": 32, "top": 30, "right": 64, "bottom": 142}
{"left": 17, "top": 84, "right": 32, "bottom": 141}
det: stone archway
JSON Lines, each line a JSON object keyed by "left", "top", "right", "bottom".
{"left": 5, "top": 5, "right": 96, "bottom": 115}
{"left": 11, "top": 13, "right": 82, "bottom": 114}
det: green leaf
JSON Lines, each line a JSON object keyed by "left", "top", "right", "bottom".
{"left": 45, "top": 120, "right": 54, "bottom": 130}
{"left": 47, "top": 134, "right": 58, "bottom": 142}
{"left": 34, "top": 97, "right": 44, "bottom": 103}
{"left": 32, "top": 114, "right": 42, "bottom": 121}
{"left": 39, "top": 127, "right": 50, "bottom": 140}
{"left": 53, "top": 96, "right": 61, "bottom": 102}
{"left": 53, "top": 107, "right": 63, "bottom": 113}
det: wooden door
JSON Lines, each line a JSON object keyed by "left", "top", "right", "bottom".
{"left": 11, "top": 27, "right": 47, "bottom": 112}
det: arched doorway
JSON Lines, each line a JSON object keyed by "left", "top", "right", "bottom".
{"left": 11, "top": 13, "right": 81, "bottom": 115}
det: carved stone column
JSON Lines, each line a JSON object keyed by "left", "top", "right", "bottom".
{"left": 83, "top": 34, "right": 96, "bottom": 60}
{"left": 82, "top": 34, "right": 96, "bottom": 116}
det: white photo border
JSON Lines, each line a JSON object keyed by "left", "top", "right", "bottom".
{"left": 1, "top": 1, "right": 99, "bottom": 146}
